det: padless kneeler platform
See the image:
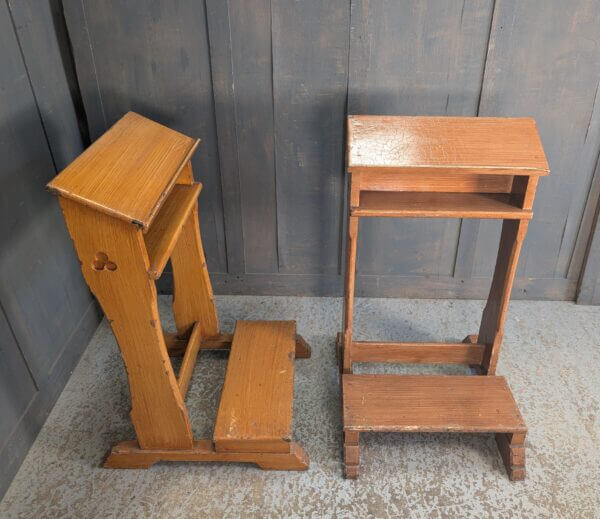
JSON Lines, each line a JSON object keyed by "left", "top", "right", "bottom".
{"left": 340, "top": 116, "right": 549, "bottom": 480}
{"left": 48, "top": 112, "right": 310, "bottom": 471}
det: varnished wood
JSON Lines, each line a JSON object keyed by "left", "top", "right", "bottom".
{"left": 496, "top": 432, "right": 526, "bottom": 481}
{"left": 347, "top": 116, "right": 549, "bottom": 175}
{"left": 343, "top": 431, "right": 360, "bottom": 480}
{"left": 351, "top": 341, "right": 485, "bottom": 365}
{"left": 352, "top": 192, "right": 532, "bottom": 220}
{"left": 104, "top": 439, "right": 309, "bottom": 470}
{"left": 171, "top": 202, "right": 219, "bottom": 338}
{"left": 144, "top": 183, "right": 203, "bottom": 279}
{"left": 177, "top": 322, "right": 203, "bottom": 398}
{"left": 358, "top": 171, "right": 514, "bottom": 194}
{"left": 478, "top": 219, "right": 529, "bottom": 375}
{"left": 511, "top": 175, "right": 539, "bottom": 210}
{"left": 58, "top": 197, "right": 194, "bottom": 449}
{"left": 341, "top": 115, "right": 547, "bottom": 479}
{"left": 294, "top": 334, "right": 312, "bottom": 359}
{"left": 164, "top": 332, "right": 233, "bottom": 356}
{"left": 342, "top": 215, "right": 358, "bottom": 373}
{"left": 214, "top": 321, "right": 296, "bottom": 453}
{"left": 343, "top": 375, "right": 526, "bottom": 433}
{"left": 48, "top": 112, "right": 199, "bottom": 230}
{"left": 50, "top": 113, "right": 310, "bottom": 472}
{"left": 165, "top": 332, "right": 312, "bottom": 360}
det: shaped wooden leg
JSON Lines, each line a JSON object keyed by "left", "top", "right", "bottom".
{"left": 344, "top": 430, "right": 360, "bottom": 479}
{"left": 478, "top": 219, "right": 529, "bottom": 374}
{"left": 171, "top": 203, "right": 219, "bottom": 339}
{"left": 59, "top": 198, "right": 193, "bottom": 450}
{"left": 496, "top": 432, "right": 526, "bottom": 481}
{"left": 342, "top": 216, "right": 359, "bottom": 374}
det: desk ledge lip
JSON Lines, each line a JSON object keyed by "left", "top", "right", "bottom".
{"left": 47, "top": 138, "right": 201, "bottom": 231}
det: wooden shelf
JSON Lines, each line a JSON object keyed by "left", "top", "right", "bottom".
{"left": 351, "top": 191, "right": 532, "bottom": 219}
{"left": 144, "top": 183, "right": 202, "bottom": 279}
{"left": 342, "top": 374, "right": 526, "bottom": 433}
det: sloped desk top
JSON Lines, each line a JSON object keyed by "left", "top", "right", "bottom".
{"left": 347, "top": 115, "right": 549, "bottom": 175}
{"left": 47, "top": 111, "right": 199, "bottom": 231}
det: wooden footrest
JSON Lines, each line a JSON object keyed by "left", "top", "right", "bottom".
{"left": 342, "top": 374, "right": 527, "bottom": 480}
{"left": 213, "top": 321, "right": 298, "bottom": 453}
{"left": 343, "top": 374, "right": 526, "bottom": 432}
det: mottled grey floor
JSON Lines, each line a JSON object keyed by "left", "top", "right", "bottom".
{"left": 1, "top": 296, "right": 599, "bottom": 518}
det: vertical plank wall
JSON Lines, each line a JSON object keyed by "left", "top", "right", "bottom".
{"left": 62, "top": 0, "right": 600, "bottom": 301}
{"left": 0, "top": 0, "right": 101, "bottom": 499}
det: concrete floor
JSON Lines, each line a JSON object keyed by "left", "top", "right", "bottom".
{"left": 1, "top": 296, "right": 599, "bottom": 518}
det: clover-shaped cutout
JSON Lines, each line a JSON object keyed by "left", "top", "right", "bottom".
{"left": 92, "top": 251, "right": 117, "bottom": 271}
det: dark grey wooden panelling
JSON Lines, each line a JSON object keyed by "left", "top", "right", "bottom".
{"left": 0, "top": 303, "right": 36, "bottom": 451}
{"left": 348, "top": 0, "right": 493, "bottom": 277}
{"left": 228, "top": 0, "right": 278, "bottom": 273}
{"left": 63, "top": 0, "right": 227, "bottom": 272}
{"left": 272, "top": 0, "right": 349, "bottom": 274}
{"left": 0, "top": 0, "right": 92, "bottom": 382}
{"left": 63, "top": 0, "right": 600, "bottom": 302}
{"left": 473, "top": 0, "right": 600, "bottom": 288}
{"left": 8, "top": 0, "right": 87, "bottom": 170}
{"left": 0, "top": 0, "right": 101, "bottom": 500}
{"left": 205, "top": 0, "right": 245, "bottom": 273}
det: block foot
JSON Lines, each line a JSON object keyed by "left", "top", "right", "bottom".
{"left": 343, "top": 430, "right": 360, "bottom": 479}
{"left": 496, "top": 432, "right": 526, "bottom": 481}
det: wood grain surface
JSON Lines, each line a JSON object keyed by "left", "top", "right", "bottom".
{"left": 347, "top": 116, "right": 549, "bottom": 174}
{"left": 145, "top": 183, "right": 203, "bottom": 279}
{"left": 353, "top": 192, "right": 532, "bottom": 219}
{"left": 343, "top": 375, "right": 526, "bottom": 433}
{"left": 48, "top": 112, "right": 198, "bottom": 230}
{"left": 214, "top": 320, "right": 296, "bottom": 453}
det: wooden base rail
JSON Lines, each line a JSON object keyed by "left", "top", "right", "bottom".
{"left": 104, "top": 440, "right": 309, "bottom": 470}
{"left": 350, "top": 339, "right": 485, "bottom": 365}
{"left": 165, "top": 332, "right": 312, "bottom": 359}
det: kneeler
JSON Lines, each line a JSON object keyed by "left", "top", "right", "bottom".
{"left": 48, "top": 112, "right": 311, "bottom": 470}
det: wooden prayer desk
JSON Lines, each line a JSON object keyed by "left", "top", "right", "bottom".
{"left": 339, "top": 116, "right": 549, "bottom": 480}
{"left": 48, "top": 112, "right": 310, "bottom": 470}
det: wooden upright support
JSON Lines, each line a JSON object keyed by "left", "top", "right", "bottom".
{"left": 340, "top": 116, "right": 549, "bottom": 480}
{"left": 48, "top": 112, "right": 310, "bottom": 471}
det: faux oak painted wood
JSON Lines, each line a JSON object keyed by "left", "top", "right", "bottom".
{"left": 214, "top": 321, "right": 297, "bottom": 453}
{"left": 50, "top": 113, "right": 310, "bottom": 472}
{"left": 48, "top": 112, "right": 199, "bottom": 230}
{"left": 347, "top": 116, "right": 549, "bottom": 175}
{"left": 58, "top": 196, "right": 194, "bottom": 450}
{"left": 177, "top": 322, "right": 203, "bottom": 398}
{"left": 170, "top": 202, "right": 219, "bottom": 339}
